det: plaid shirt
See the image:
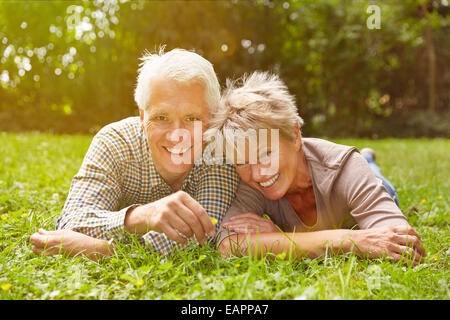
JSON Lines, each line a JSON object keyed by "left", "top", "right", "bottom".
{"left": 55, "top": 117, "right": 239, "bottom": 255}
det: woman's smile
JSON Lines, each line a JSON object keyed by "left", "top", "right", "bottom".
{"left": 258, "top": 172, "right": 280, "bottom": 188}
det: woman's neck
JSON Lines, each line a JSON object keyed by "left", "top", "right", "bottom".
{"left": 287, "top": 149, "right": 312, "bottom": 195}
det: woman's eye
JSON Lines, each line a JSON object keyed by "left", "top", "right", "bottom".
{"left": 260, "top": 151, "right": 271, "bottom": 158}
{"left": 186, "top": 116, "right": 200, "bottom": 122}
{"left": 154, "top": 115, "right": 167, "bottom": 121}
{"left": 259, "top": 151, "right": 272, "bottom": 163}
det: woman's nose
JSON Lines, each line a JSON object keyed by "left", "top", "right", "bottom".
{"left": 250, "top": 164, "right": 264, "bottom": 182}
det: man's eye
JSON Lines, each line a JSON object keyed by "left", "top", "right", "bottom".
{"left": 186, "top": 116, "right": 200, "bottom": 122}
{"left": 154, "top": 115, "right": 167, "bottom": 121}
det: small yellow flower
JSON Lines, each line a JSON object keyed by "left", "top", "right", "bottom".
{"left": 135, "top": 280, "right": 144, "bottom": 287}
{"left": 21, "top": 213, "right": 28, "bottom": 218}
{"left": 234, "top": 263, "right": 240, "bottom": 267}
{"left": 0, "top": 214, "right": 8, "bottom": 220}
{"left": 1, "top": 283, "right": 11, "bottom": 291}
{"left": 276, "top": 252, "right": 287, "bottom": 260}
{"left": 211, "top": 218, "right": 218, "bottom": 225}
{"left": 437, "top": 195, "right": 443, "bottom": 200}
{"left": 433, "top": 254, "right": 439, "bottom": 261}
{"left": 420, "top": 199, "right": 427, "bottom": 203}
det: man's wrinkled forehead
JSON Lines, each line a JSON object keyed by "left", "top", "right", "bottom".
{"left": 144, "top": 77, "right": 209, "bottom": 114}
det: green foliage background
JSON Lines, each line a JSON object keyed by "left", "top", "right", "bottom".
{"left": 0, "top": 0, "right": 449, "bottom": 137}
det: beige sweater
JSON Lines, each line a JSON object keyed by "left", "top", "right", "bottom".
{"left": 217, "top": 138, "right": 408, "bottom": 244}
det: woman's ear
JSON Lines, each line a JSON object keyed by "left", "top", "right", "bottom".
{"left": 294, "top": 123, "right": 302, "bottom": 151}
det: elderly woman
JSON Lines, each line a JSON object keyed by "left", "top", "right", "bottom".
{"left": 207, "top": 72, "right": 426, "bottom": 264}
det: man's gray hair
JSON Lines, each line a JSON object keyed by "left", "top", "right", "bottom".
{"left": 134, "top": 46, "right": 221, "bottom": 113}
{"left": 205, "top": 71, "right": 304, "bottom": 144}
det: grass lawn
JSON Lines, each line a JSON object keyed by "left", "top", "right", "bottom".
{"left": 0, "top": 132, "right": 448, "bottom": 300}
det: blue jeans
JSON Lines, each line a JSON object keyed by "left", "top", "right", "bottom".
{"left": 362, "top": 153, "right": 400, "bottom": 207}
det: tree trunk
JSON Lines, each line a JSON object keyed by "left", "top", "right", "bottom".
{"left": 423, "top": 4, "right": 437, "bottom": 113}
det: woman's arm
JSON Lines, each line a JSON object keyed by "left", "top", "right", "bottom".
{"left": 218, "top": 224, "right": 426, "bottom": 264}
{"left": 338, "top": 151, "right": 408, "bottom": 229}
{"left": 219, "top": 229, "right": 351, "bottom": 259}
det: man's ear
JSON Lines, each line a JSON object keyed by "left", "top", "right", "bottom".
{"left": 138, "top": 109, "right": 145, "bottom": 131}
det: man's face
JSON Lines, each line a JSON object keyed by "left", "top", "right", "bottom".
{"left": 140, "top": 77, "right": 210, "bottom": 186}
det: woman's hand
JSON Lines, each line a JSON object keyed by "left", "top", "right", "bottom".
{"left": 29, "top": 229, "right": 113, "bottom": 261}
{"left": 348, "top": 225, "right": 426, "bottom": 265}
{"left": 221, "top": 212, "right": 280, "bottom": 234}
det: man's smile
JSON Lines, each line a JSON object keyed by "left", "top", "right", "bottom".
{"left": 165, "top": 145, "right": 191, "bottom": 155}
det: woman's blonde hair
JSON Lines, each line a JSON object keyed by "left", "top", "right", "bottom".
{"left": 205, "top": 71, "right": 303, "bottom": 146}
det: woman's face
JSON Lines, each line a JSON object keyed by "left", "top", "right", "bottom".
{"left": 234, "top": 128, "right": 302, "bottom": 201}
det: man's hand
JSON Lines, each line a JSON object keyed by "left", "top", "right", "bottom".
{"left": 29, "top": 229, "right": 112, "bottom": 261}
{"left": 221, "top": 212, "right": 280, "bottom": 234}
{"left": 124, "top": 191, "right": 215, "bottom": 244}
{"left": 349, "top": 225, "right": 426, "bottom": 265}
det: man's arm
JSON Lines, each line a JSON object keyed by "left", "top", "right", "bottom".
{"left": 38, "top": 125, "right": 218, "bottom": 258}
{"left": 56, "top": 131, "right": 130, "bottom": 241}
{"left": 124, "top": 190, "right": 216, "bottom": 244}
{"left": 30, "top": 229, "right": 114, "bottom": 261}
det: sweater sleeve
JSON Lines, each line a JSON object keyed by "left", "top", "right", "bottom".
{"left": 335, "top": 151, "right": 408, "bottom": 229}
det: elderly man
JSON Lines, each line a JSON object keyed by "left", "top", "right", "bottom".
{"left": 29, "top": 48, "right": 239, "bottom": 260}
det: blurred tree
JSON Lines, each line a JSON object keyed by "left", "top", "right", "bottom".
{"left": 0, "top": 0, "right": 448, "bottom": 137}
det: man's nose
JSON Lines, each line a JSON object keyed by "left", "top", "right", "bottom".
{"left": 167, "top": 121, "right": 189, "bottom": 143}
{"left": 170, "top": 119, "right": 184, "bottom": 130}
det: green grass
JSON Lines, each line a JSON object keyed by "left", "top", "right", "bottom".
{"left": 0, "top": 132, "right": 449, "bottom": 300}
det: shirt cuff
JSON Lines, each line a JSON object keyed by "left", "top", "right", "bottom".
{"left": 103, "top": 204, "right": 140, "bottom": 240}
